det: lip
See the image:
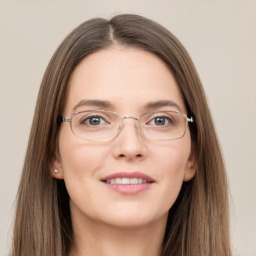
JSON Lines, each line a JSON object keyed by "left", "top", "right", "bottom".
{"left": 101, "top": 171, "right": 155, "bottom": 182}
{"left": 101, "top": 171, "right": 155, "bottom": 195}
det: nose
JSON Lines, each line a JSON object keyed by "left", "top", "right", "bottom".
{"left": 112, "top": 117, "right": 147, "bottom": 161}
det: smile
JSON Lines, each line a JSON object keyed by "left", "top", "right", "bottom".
{"left": 101, "top": 172, "right": 155, "bottom": 194}
{"left": 105, "top": 178, "right": 151, "bottom": 185}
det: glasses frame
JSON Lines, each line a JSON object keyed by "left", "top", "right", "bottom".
{"left": 59, "top": 110, "right": 194, "bottom": 142}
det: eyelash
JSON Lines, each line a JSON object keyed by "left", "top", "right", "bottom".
{"left": 80, "top": 114, "right": 175, "bottom": 127}
{"left": 147, "top": 116, "right": 174, "bottom": 126}
{"left": 81, "top": 115, "right": 109, "bottom": 126}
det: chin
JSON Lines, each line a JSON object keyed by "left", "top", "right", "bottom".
{"left": 102, "top": 217, "right": 156, "bottom": 229}
{"left": 97, "top": 207, "right": 168, "bottom": 229}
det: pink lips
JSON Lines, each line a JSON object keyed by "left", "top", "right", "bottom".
{"left": 102, "top": 171, "right": 154, "bottom": 182}
{"left": 101, "top": 171, "right": 155, "bottom": 195}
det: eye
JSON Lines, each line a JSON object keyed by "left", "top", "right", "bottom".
{"left": 82, "top": 115, "right": 109, "bottom": 126}
{"left": 147, "top": 116, "right": 173, "bottom": 126}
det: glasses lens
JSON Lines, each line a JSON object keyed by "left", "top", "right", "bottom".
{"left": 71, "top": 110, "right": 121, "bottom": 141}
{"left": 140, "top": 111, "right": 187, "bottom": 140}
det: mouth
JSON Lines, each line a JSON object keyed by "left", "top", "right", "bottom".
{"left": 101, "top": 172, "right": 155, "bottom": 194}
{"left": 103, "top": 177, "right": 153, "bottom": 185}
{"left": 101, "top": 171, "right": 155, "bottom": 183}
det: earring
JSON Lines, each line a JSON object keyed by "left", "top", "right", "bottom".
{"left": 53, "top": 169, "right": 59, "bottom": 174}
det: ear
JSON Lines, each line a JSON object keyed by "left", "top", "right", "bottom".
{"left": 50, "top": 151, "right": 64, "bottom": 180}
{"left": 183, "top": 145, "right": 197, "bottom": 182}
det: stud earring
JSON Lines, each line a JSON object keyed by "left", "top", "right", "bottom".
{"left": 53, "top": 169, "right": 59, "bottom": 174}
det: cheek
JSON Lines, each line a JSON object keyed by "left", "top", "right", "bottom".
{"left": 155, "top": 140, "right": 190, "bottom": 178}
{"left": 58, "top": 126, "right": 107, "bottom": 183}
{"left": 58, "top": 137, "right": 109, "bottom": 213}
{"left": 153, "top": 140, "right": 191, "bottom": 208}
{"left": 60, "top": 141, "right": 106, "bottom": 179}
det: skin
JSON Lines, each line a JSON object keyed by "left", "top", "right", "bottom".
{"left": 52, "top": 47, "right": 196, "bottom": 256}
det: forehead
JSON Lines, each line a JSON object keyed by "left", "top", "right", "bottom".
{"left": 64, "top": 47, "right": 186, "bottom": 115}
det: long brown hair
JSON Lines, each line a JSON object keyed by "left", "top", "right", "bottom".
{"left": 11, "top": 14, "right": 232, "bottom": 256}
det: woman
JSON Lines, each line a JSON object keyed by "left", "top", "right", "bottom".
{"left": 11, "top": 14, "right": 232, "bottom": 256}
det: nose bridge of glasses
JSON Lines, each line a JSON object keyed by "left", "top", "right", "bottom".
{"left": 118, "top": 115, "right": 141, "bottom": 135}
{"left": 122, "top": 115, "right": 139, "bottom": 121}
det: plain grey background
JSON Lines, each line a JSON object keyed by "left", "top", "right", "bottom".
{"left": 0, "top": 1, "right": 256, "bottom": 255}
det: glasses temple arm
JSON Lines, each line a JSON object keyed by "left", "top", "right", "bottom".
{"left": 57, "top": 115, "right": 71, "bottom": 124}
{"left": 187, "top": 116, "right": 194, "bottom": 123}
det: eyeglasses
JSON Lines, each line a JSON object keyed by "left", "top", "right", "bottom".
{"left": 59, "top": 110, "right": 194, "bottom": 141}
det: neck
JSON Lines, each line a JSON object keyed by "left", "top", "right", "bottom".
{"left": 69, "top": 212, "right": 167, "bottom": 256}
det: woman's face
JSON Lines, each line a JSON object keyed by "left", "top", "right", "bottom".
{"left": 53, "top": 47, "right": 196, "bottom": 229}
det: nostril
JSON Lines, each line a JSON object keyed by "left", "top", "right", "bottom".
{"left": 118, "top": 153, "right": 143, "bottom": 159}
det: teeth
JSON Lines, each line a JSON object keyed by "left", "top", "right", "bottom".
{"left": 123, "top": 178, "right": 130, "bottom": 184}
{"left": 106, "top": 178, "right": 149, "bottom": 184}
{"left": 131, "top": 178, "right": 137, "bottom": 184}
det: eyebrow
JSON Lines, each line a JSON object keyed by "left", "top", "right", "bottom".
{"left": 144, "top": 100, "right": 181, "bottom": 111}
{"left": 72, "top": 99, "right": 114, "bottom": 112}
{"left": 72, "top": 99, "right": 182, "bottom": 112}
